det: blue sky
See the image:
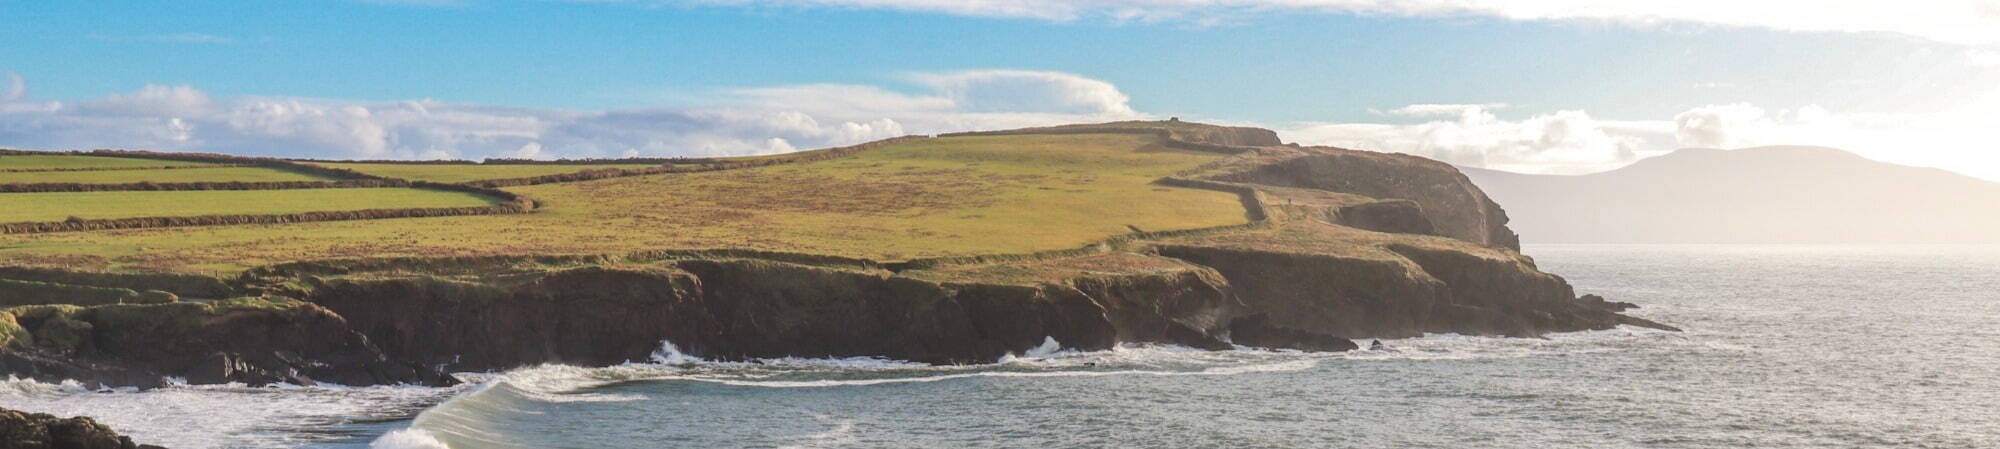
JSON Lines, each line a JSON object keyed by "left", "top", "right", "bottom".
{"left": 3, "top": 0, "right": 1997, "bottom": 178}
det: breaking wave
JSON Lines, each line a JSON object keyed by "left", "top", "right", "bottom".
{"left": 0, "top": 376, "right": 461, "bottom": 449}
{"left": 370, "top": 338, "right": 1339, "bottom": 448}
{"left": 0, "top": 327, "right": 1671, "bottom": 448}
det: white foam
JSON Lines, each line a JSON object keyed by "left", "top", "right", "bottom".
{"left": 371, "top": 428, "right": 452, "bottom": 449}
{"left": 670, "top": 358, "right": 1319, "bottom": 388}
{"left": 1022, "top": 336, "right": 1064, "bottom": 357}
{"left": 370, "top": 339, "right": 1335, "bottom": 446}
{"left": 0, "top": 377, "right": 461, "bottom": 449}
{"left": 1336, "top": 325, "right": 1686, "bottom": 361}
{"left": 648, "top": 340, "right": 703, "bottom": 365}
{"left": 0, "top": 376, "right": 91, "bottom": 395}
{"left": 997, "top": 336, "right": 1070, "bottom": 364}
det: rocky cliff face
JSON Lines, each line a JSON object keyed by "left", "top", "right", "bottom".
{"left": 1153, "top": 221, "right": 1672, "bottom": 340}
{"left": 0, "top": 297, "right": 438, "bottom": 389}
{"left": 0, "top": 120, "right": 1669, "bottom": 389}
{"left": 252, "top": 253, "right": 1243, "bottom": 373}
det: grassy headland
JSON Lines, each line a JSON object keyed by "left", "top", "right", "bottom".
{"left": 0, "top": 120, "right": 1675, "bottom": 390}
{"left": 0, "top": 132, "right": 1246, "bottom": 273}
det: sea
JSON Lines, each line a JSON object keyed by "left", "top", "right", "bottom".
{"left": 5, "top": 244, "right": 1998, "bottom": 448}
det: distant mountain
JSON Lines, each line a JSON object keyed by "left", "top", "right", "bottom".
{"left": 1461, "top": 146, "right": 2000, "bottom": 244}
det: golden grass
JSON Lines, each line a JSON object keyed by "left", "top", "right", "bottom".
{"left": 0, "top": 134, "right": 1248, "bottom": 274}
{"left": 0, "top": 188, "right": 498, "bottom": 223}
{"left": 1, "top": 155, "right": 222, "bottom": 170}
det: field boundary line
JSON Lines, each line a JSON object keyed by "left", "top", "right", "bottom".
{"left": 0, "top": 181, "right": 535, "bottom": 234}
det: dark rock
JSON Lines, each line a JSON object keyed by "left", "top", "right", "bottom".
{"left": 0, "top": 407, "right": 164, "bottom": 449}
{"left": 1227, "top": 314, "right": 1358, "bottom": 352}
{"left": 1578, "top": 294, "right": 1640, "bottom": 312}
{"left": 273, "top": 253, "right": 1261, "bottom": 373}
{"left": 1156, "top": 244, "right": 1444, "bottom": 338}
{"left": 0, "top": 298, "right": 441, "bottom": 388}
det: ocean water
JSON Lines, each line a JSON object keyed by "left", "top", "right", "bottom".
{"left": 5, "top": 244, "right": 1998, "bottom": 448}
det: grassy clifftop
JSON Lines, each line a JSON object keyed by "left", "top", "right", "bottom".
{"left": 0, "top": 120, "right": 1677, "bottom": 387}
{"left": 2, "top": 129, "right": 1248, "bottom": 273}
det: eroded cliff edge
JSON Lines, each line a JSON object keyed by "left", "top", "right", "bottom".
{"left": 0, "top": 121, "right": 1673, "bottom": 388}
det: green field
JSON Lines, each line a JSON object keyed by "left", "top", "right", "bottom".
{"left": 0, "top": 133, "right": 1249, "bottom": 273}
{"left": 0, "top": 188, "right": 499, "bottom": 222}
{"left": 0, "top": 155, "right": 222, "bottom": 170}
{"left": 309, "top": 163, "right": 662, "bottom": 183}
{"left": 0, "top": 166, "right": 335, "bottom": 184}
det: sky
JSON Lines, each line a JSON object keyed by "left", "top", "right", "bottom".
{"left": 3, "top": 0, "right": 1998, "bottom": 179}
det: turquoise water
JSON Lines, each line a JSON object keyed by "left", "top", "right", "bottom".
{"left": 7, "top": 245, "right": 1999, "bottom": 448}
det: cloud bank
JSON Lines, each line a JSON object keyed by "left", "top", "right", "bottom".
{"left": 667, "top": 0, "right": 2000, "bottom": 46}
{"left": 4, "top": 68, "right": 1996, "bottom": 181}
{"left": 0, "top": 70, "right": 1144, "bottom": 161}
{"left": 1284, "top": 104, "right": 1666, "bottom": 174}
{"left": 1281, "top": 102, "right": 2000, "bottom": 181}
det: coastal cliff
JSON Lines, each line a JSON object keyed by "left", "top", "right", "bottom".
{"left": 0, "top": 121, "right": 1672, "bottom": 389}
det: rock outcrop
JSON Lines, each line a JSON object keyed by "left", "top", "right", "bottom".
{"left": 1196, "top": 145, "right": 1522, "bottom": 249}
{"left": 0, "top": 408, "right": 162, "bottom": 449}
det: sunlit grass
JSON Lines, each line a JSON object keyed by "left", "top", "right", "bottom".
{"left": 0, "top": 134, "right": 1249, "bottom": 273}
{"left": 0, "top": 188, "right": 498, "bottom": 222}
{"left": 1, "top": 155, "right": 223, "bottom": 170}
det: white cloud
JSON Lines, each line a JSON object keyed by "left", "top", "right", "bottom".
{"left": 0, "top": 70, "right": 1143, "bottom": 161}
{"left": 1969, "top": 49, "right": 2000, "bottom": 68}
{"left": 511, "top": 142, "right": 544, "bottom": 159}
{"left": 1377, "top": 103, "right": 1508, "bottom": 118}
{"left": 664, "top": 0, "right": 2000, "bottom": 45}
{"left": 1285, "top": 105, "right": 1669, "bottom": 174}
{"left": 911, "top": 70, "right": 1135, "bottom": 115}
{"left": 1282, "top": 101, "right": 2000, "bottom": 181}
{"left": 8, "top": 70, "right": 1994, "bottom": 182}
{"left": 1673, "top": 102, "right": 1767, "bottom": 149}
